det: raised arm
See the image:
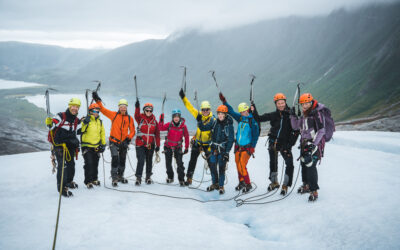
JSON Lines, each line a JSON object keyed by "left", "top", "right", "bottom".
{"left": 179, "top": 88, "right": 198, "bottom": 118}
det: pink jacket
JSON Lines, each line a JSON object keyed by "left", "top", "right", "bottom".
{"left": 159, "top": 115, "right": 189, "bottom": 150}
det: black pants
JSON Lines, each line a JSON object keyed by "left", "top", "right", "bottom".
{"left": 268, "top": 141, "right": 294, "bottom": 186}
{"left": 83, "top": 147, "right": 100, "bottom": 184}
{"left": 109, "top": 142, "right": 127, "bottom": 180}
{"left": 187, "top": 144, "right": 210, "bottom": 178}
{"left": 209, "top": 153, "right": 227, "bottom": 187}
{"left": 300, "top": 149, "right": 320, "bottom": 191}
{"left": 164, "top": 147, "right": 185, "bottom": 181}
{"left": 135, "top": 145, "right": 155, "bottom": 179}
{"left": 54, "top": 146, "right": 76, "bottom": 191}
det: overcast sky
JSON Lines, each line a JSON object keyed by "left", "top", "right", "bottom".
{"left": 0, "top": 0, "right": 396, "bottom": 49}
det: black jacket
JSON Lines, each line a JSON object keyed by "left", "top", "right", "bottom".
{"left": 53, "top": 109, "right": 80, "bottom": 149}
{"left": 253, "top": 105, "right": 297, "bottom": 147}
{"left": 198, "top": 115, "right": 234, "bottom": 154}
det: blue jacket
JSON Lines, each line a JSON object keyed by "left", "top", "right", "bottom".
{"left": 198, "top": 115, "right": 234, "bottom": 153}
{"left": 224, "top": 101, "right": 259, "bottom": 148}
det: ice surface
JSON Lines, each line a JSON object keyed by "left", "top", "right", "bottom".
{"left": 0, "top": 132, "right": 399, "bottom": 249}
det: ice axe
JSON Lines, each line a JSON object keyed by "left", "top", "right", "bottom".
{"left": 290, "top": 81, "right": 305, "bottom": 116}
{"left": 161, "top": 92, "right": 167, "bottom": 114}
{"left": 194, "top": 89, "right": 200, "bottom": 111}
{"left": 44, "top": 88, "right": 57, "bottom": 118}
{"left": 180, "top": 66, "right": 187, "bottom": 94}
{"left": 209, "top": 70, "right": 222, "bottom": 93}
{"left": 249, "top": 74, "right": 256, "bottom": 105}
{"left": 134, "top": 75, "right": 139, "bottom": 102}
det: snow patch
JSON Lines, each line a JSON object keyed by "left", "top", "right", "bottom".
{"left": 0, "top": 79, "right": 45, "bottom": 90}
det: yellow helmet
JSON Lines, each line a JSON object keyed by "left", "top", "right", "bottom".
{"left": 118, "top": 99, "right": 128, "bottom": 106}
{"left": 238, "top": 102, "right": 249, "bottom": 113}
{"left": 200, "top": 101, "right": 211, "bottom": 110}
{"left": 68, "top": 97, "right": 81, "bottom": 107}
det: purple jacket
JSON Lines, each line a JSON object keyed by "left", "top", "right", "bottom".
{"left": 291, "top": 103, "right": 326, "bottom": 146}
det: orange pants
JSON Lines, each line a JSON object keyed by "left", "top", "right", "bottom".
{"left": 235, "top": 151, "right": 251, "bottom": 184}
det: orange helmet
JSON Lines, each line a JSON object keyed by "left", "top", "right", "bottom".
{"left": 143, "top": 103, "right": 154, "bottom": 111}
{"left": 89, "top": 103, "right": 100, "bottom": 110}
{"left": 216, "top": 105, "right": 228, "bottom": 113}
{"left": 273, "top": 93, "right": 286, "bottom": 102}
{"left": 299, "top": 93, "right": 313, "bottom": 104}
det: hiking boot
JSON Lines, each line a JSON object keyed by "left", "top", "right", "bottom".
{"left": 206, "top": 184, "right": 219, "bottom": 192}
{"left": 112, "top": 179, "right": 118, "bottom": 187}
{"left": 166, "top": 178, "right": 174, "bottom": 184}
{"left": 145, "top": 178, "right": 153, "bottom": 185}
{"left": 86, "top": 183, "right": 94, "bottom": 189}
{"left": 179, "top": 181, "right": 185, "bottom": 187}
{"left": 243, "top": 183, "right": 253, "bottom": 193}
{"left": 297, "top": 184, "right": 310, "bottom": 194}
{"left": 308, "top": 191, "right": 318, "bottom": 202}
{"left": 219, "top": 186, "right": 225, "bottom": 195}
{"left": 135, "top": 178, "right": 141, "bottom": 186}
{"left": 280, "top": 185, "right": 288, "bottom": 196}
{"left": 267, "top": 182, "right": 280, "bottom": 191}
{"left": 92, "top": 180, "right": 101, "bottom": 186}
{"left": 66, "top": 181, "right": 78, "bottom": 189}
{"left": 61, "top": 187, "right": 73, "bottom": 197}
{"left": 185, "top": 177, "right": 192, "bottom": 186}
{"left": 119, "top": 177, "right": 128, "bottom": 184}
{"left": 235, "top": 181, "right": 246, "bottom": 191}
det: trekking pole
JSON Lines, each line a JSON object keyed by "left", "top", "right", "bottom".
{"left": 209, "top": 70, "right": 222, "bottom": 92}
{"left": 134, "top": 75, "right": 139, "bottom": 102}
{"left": 249, "top": 74, "right": 256, "bottom": 105}
{"left": 161, "top": 92, "right": 167, "bottom": 114}
{"left": 180, "top": 66, "right": 187, "bottom": 94}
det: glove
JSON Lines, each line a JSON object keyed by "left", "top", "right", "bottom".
{"left": 135, "top": 100, "right": 140, "bottom": 108}
{"left": 98, "top": 144, "right": 106, "bottom": 153}
{"left": 69, "top": 138, "right": 80, "bottom": 149}
{"left": 290, "top": 107, "right": 296, "bottom": 116}
{"left": 83, "top": 115, "right": 91, "bottom": 124}
{"left": 122, "top": 138, "right": 131, "bottom": 149}
{"left": 159, "top": 113, "right": 164, "bottom": 123}
{"left": 183, "top": 148, "right": 188, "bottom": 154}
{"left": 179, "top": 88, "right": 185, "bottom": 99}
{"left": 92, "top": 91, "right": 101, "bottom": 102}
{"left": 196, "top": 114, "right": 202, "bottom": 122}
{"left": 248, "top": 147, "right": 255, "bottom": 155}
{"left": 45, "top": 117, "right": 53, "bottom": 127}
{"left": 223, "top": 152, "right": 229, "bottom": 162}
{"left": 219, "top": 92, "right": 226, "bottom": 103}
{"left": 155, "top": 146, "right": 160, "bottom": 153}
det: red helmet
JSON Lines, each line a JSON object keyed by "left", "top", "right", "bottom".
{"left": 143, "top": 103, "right": 154, "bottom": 111}
{"left": 216, "top": 105, "right": 228, "bottom": 113}
{"left": 299, "top": 93, "right": 313, "bottom": 104}
{"left": 273, "top": 93, "right": 286, "bottom": 102}
{"left": 89, "top": 103, "right": 100, "bottom": 110}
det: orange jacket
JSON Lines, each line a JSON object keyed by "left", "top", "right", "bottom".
{"left": 97, "top": 101, "right": 135, "bottom": 144}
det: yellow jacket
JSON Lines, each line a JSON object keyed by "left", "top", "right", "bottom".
{"left": 182, "top": 96, "right": 214, "bottom": 145}
{"left": 80, "top": 116, "right": 106, "bottom": 148}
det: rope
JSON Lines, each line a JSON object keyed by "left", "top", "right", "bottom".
{"left": 100, "top": 154, "right": 252, "bottom": 203}
{"left": 235, "top": 162, "right": 301, "bottom": 206}
{"left": 52, "top": 144, "right": 66, "bottom": 250}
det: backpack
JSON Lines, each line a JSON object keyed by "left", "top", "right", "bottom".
{"left": 48, "top": 112, "right": 79, "bottom": 145}
{"left": 316, "top": 105, "right": 335, "bottom": 142}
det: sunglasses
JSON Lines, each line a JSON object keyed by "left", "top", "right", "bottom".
{"left": 91, "top": 110, "right": 100, "bottom": 113}
{"left": 144, "top": 109, "right": 153, "bottom": 113}
{"left": 201, "top": 109, "right": 210, "bottom": 112}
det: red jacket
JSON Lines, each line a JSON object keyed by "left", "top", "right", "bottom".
{"left": 135, "top": 106, "right": 160, "bottom": 147}
{"left": 159, "top": 114, "right": 189, "bottom": 150}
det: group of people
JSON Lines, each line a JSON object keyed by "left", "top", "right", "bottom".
{"left": 45, "top": 88, "right": 330, "bottom": 202}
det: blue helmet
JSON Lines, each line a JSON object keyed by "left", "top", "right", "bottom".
{"left": 172, "top": 109, "right": 181, "bottom": 116}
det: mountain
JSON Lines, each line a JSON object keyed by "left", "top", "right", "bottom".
{"left": 1, "top": 2, "right": 399, "bottom": 121}
{"left": 0, "top": 41, "right": 107, "bottom": 84}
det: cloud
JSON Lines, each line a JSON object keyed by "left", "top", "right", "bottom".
{"left": 0, "top": 0, "right": 397, "bottom": 48}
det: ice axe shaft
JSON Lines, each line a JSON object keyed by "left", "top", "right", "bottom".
{"left": 209, "top": 70, "right": 221, "bottom": 92}
{"left": 134, "top": 75, "right": 139, "bottom": 102}
{"left": 194, "top": 90, "right": 200, "bottom": 111}
{"left": 249, "top": 74, "right": 256, "bottom": 104}
{"left": 181, "top": 66, "right": 187, "bottom": 94}
{"left": 161, "top": 92, "right": 167, "bottom": 114}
